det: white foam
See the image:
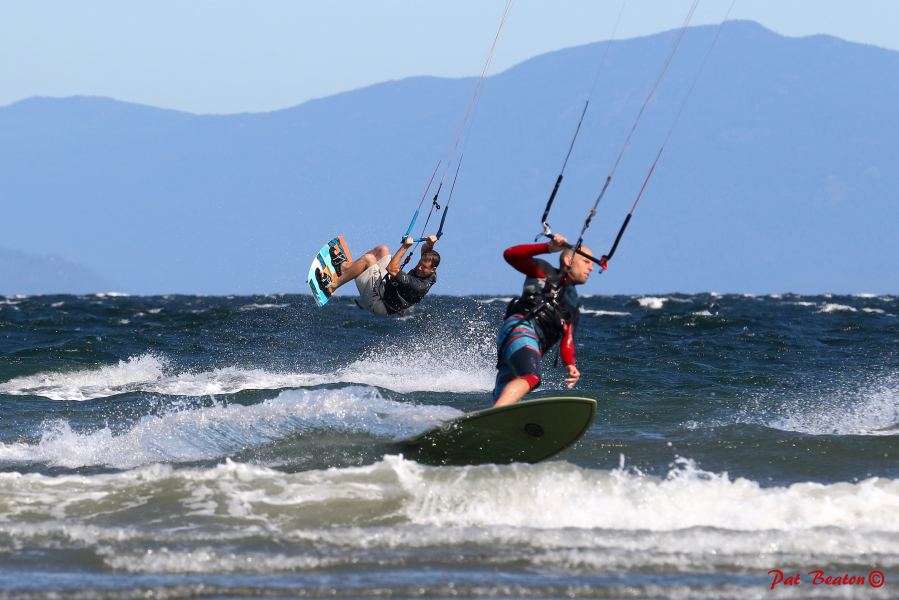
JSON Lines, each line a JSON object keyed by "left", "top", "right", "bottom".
{"left": 147, "top": 366, "right": 328, "bottom": 397}
{"left": 100, "top": 548, "right": 339, "bottom": 573}
{"left": 818, "top": 303, "right": 857, "bottom": 313}
{"left": 395, "top": 457, "right": 899, "bottom": 532}
{"left": 474, "top": 297, "right": 513, "bottom": 305}
{"left": 790, "top": 301, "right": 817, "bottom": 307}
{"left": 854, "top": 293, "right": 877, "bottom": 298}
{"left": 94, "top": 291, "right": 130, "bottom": 298}
{"left": 691, "top": 310, "right": 715, "bottom": 317}
{"left": 0, "top": 338, "right": 494, "bottom": 401}
{"left": 581, "top": 309, "right": 630, "bottom": 317}
{"left": 1, "top": 458, "right": 898, "bottom": 580}
{"left": 336, "top": 339, "right": 494, "bottom": 394}
{"left": 3, "top": 457, "right": 899, "bottom": 547}
{"left": 238, "top": 303, "right": 289, "bottom": 312}
{"left": 0, "top": 355, "right": 169, "bottom": 401}
{"left": 862, "top": 307, "right": 886, "bottom": 314}
{"left": 753, "top": 373, "right": 899, "bottom": 436}
{"left": 637, "top": 296, "right": 668, "bottom": 309}
{"left": 0, "top": 388, "right": 460, "bottom": 468}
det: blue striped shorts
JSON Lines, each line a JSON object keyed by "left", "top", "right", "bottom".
{"left": 493, "top": 314, "right": 542, "bottom": 400}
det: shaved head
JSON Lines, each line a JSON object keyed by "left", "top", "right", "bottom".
{"left": 561, "top": 245, "right": 592, "bottom": 263}
{"left": 560, "top": 245, "right": 595, "bottom": 285}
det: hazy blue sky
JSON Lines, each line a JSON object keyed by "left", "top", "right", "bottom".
{"left": 2, "top": 0, "right": 897, "bottom": 114}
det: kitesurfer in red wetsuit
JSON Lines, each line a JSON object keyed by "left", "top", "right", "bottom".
{"left": 494, "top": 234, "right": 598, "bottom": 406}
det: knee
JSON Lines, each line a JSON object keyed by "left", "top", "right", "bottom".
{"left": 522, "top": 374, "right": 541, "bottom": 391}
{"left": 374, "top": 245, "right": 390, "bottom": 258}
{"left": 361, "top": 253, "right": 378, "bottom": 267}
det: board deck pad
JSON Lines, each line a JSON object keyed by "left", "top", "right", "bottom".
{"left": 400, "top": 396, "right": 596, "bottom": 466}
{"left": 307, "top": 236, "right": 352, "bottom": 307}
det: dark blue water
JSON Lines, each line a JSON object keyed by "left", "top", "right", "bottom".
{"left": 1, "top": 292, "right": 897, "bottom": 598}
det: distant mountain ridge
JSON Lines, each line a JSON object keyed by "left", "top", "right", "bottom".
{"left": 1, "top": 21, "right": 896, "bottom": 295}
{"left": 0, "top": 247, "right": 110, "bottom": 295}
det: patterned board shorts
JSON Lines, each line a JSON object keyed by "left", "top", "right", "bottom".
{"left": 355, "top": 254, "right": 391, "bottom": 316}
{"left": 493, "top": 314, "right": 543, "bottom": 400}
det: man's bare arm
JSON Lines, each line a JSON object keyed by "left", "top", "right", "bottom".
{"left": 387, "top": 237, "right": 415, "bottom": 277}
{"left": 420, "top": 234, "right": 437, "bottom": 253}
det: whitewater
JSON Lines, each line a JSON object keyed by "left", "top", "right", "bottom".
{"left": 1, "top": 292, "right": 897, "bottom": 598}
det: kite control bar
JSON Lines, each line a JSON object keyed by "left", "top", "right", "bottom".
{"left": 540, "top": 229, "right": 608, "bottom": 269}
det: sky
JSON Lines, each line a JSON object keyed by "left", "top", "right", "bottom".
{"left": 2, "top": 0, "right": 898, "bottom": 115}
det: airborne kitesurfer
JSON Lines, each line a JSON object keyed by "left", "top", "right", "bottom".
{"left": 315, "top": 235, "right": 439, "bottom": 316}
{"left": 493, "top": 234, "right": 596, "bottom": 406}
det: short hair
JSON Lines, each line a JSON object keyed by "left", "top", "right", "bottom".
{"left": 421, "top": 250, "right": 441, "bottom": 268}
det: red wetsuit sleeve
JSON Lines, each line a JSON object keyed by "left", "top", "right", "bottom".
{"left": 560, "top": 322, "right": 576, "bottom": 366}
{"left": 503, "top": 243, "right": 551, "bottom": 278}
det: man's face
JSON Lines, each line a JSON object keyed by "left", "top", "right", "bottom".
{"left": 563, "top": 246, "right": 594, "bottom": 284}
{"left": 415, "top": 258, "right": 437, "bottom": 278}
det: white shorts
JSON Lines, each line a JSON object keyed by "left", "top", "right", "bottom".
{"left": 355, "top": 254, "right": 391, "bottom": 316}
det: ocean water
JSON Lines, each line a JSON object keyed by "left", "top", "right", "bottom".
{"left": 0, "top": 292, "right": 897, "bottom": 599}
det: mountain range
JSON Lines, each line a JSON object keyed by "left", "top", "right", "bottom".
{"left": 1, "top": 20, "right": 896, "bottom": 295}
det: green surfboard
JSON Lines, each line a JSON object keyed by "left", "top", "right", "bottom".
{"left": 400, "top": 396, "right": 596, "bottom": 466}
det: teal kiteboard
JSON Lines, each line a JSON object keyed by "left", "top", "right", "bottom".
{"left": 400, "top": 396, "right": 596, "bottom": 466}
{"left": 307, "top": 235, "right": 352, "bottom": 307}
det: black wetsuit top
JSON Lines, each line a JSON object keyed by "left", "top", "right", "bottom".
{"left": 504, "top": 258, "right": 580, "bottom": 353}
{"left": 382, "top": 268, "right": 436, "bottom": 314}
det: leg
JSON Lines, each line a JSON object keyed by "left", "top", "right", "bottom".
{"left": 493, "top": 378, "right": 533, "bottom": 407}
{"left": 330, "top": 245, "right": 389, "bottom": 292}
{"left": 492, "top": 316, "right": 542, "bottom": 407}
